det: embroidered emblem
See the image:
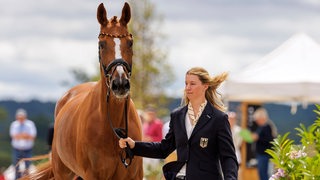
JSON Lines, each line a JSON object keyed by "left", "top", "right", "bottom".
{"left": 200, "top": 137, "right": 208, "bottom": 148}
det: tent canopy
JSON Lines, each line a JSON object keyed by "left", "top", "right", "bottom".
{"left": 223, "top": 33, "right": 320, "bottom": 103}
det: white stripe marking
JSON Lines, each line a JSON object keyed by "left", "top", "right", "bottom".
{"left": 114, "top": 38, "right": 121, "bottom": 59}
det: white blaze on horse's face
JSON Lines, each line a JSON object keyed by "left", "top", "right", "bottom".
{"left": 114, "top": 38, "right": 125, "bottom": 82}
{"left": 109, "top": 37, "right": 130, "bottom": 98}
{"left": 114, "top": 38, "right": 121, "bottom": 59}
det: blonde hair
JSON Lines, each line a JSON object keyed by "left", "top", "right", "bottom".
{"left": 181, "top": 67, "right": 228, "bottom": 112}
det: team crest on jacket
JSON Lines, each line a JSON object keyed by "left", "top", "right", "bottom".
{"left": 200, "top": 137, "right": 208, "bottom": 148}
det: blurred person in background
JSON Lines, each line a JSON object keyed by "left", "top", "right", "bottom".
{"left": 142, "top": 106, "right": 163, "bottom": 142}
{"left": 141, "top": 106, "right": 164, "bottom": 174}
{"left": 228, "top": 111, "right": 243, "bottom": 165}
{"left": 251, "top": 107, "right": 277, "bottom": 180}
{"left": 9, "top": 108, "right": 37, "bottom": 179}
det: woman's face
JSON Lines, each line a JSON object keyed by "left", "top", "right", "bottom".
{"left": 185, "top": 74, "right": 208, "bottom": 102}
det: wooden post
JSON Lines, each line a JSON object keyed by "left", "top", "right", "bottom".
{"left": 239, "top": 102, "right": 259, "bottom": 180}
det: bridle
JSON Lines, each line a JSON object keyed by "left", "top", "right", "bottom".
{"left": 98, "top": 32, "right": 133, "bottom": 90}
{"left": 98, "top": 31, "right": 134, "bottom": 168}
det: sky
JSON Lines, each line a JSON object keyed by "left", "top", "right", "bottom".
{"left": 1, "top": 0, "right": 320, "bottom": 102}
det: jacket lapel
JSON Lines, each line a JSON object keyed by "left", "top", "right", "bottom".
{"left": 190, "top": 103, "right": 215, "bottom": 138}
{"left": 178, "top": 106, "right": 188, "bottom": 138}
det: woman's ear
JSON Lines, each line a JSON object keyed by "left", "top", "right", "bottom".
{"left": 204, "top": 84, "right": 209, "bottom": 91}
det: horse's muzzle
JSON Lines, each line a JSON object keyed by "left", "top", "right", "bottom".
{"left": 111, "top": 78, "right": 130, "bottom": 98}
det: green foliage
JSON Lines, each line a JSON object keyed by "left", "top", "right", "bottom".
{"left": 267, "top": 105, "right": 320, "bottom": 180}
{"left": 0, "top": 141, "right": 11, "bottom": 168}
{"left": 0, "top": 106, "right": 8, "bottom": 121}
{"left": 70, "top": 68, "right": 92, "bottom": 84}
{"left": 143, "top": 161, "right": 164, "bottom": 180}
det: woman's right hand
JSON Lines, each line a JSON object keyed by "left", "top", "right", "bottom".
{"left": 119, "top": 137, "right": 135, "bottom": 149}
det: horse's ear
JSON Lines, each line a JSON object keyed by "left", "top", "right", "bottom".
{"left": 120, "top": 2, "right": 131, "bottom": 26}
{"left": 97, "top": 3, "right": 108, "bottom": 26}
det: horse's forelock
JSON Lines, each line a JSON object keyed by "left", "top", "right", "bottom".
{"left": 111, "top": 16, "right": 118, "bottom": 24}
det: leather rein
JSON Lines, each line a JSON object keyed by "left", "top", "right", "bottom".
{"left": 98, "top": 32, "right": 134, "bottom": 168}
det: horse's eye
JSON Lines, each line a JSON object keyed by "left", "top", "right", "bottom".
{"left": 99, "top": 41, "right": 106, "bottom": 49}
{"left": 127, "top": 40, "right": 133, "bottom": 48}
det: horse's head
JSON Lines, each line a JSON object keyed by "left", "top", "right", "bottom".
{"left": 97, "top": 3, "right": 133, "bottom": 99}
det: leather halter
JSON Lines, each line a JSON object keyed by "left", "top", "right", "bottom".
{"left": 98, "top": 31, "right": 134, "bottom": 168}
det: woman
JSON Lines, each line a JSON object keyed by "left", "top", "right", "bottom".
{"left": 119, "top": 67, "right": 238, "bottom": 180}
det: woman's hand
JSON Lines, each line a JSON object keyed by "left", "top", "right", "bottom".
{"left": 119, "top": 137, "right": 135, "bottom": 149}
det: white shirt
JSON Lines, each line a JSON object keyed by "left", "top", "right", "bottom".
{"left": 10, "top": 119, "right": 37, "bottom": 150}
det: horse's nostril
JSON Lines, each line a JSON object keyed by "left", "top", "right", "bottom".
{"left": 112, "top": 80, "right": 120, "bottom": 90}
{"left": 124, "top": 79, "right": 130, "bottom": 89}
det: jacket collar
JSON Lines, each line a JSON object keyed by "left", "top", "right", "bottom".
{"left": 190, "top": 103, "right": 215, "bottom": 138}
{"left": 178, "top": 103, "right": 215, "bottom": 139}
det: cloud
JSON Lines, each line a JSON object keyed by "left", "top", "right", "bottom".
{"left": 0, "top": 36, "right": 98, "bottom": 101}
{"left": 1, "top": 0, "right": 320, "bottom": 101}
{"left": 157, "top": 0, "right": 320, "bottom": 97}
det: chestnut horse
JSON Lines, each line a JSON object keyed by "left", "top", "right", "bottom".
{"left": 21, "top": 2, "right": 143, "bottom": 180}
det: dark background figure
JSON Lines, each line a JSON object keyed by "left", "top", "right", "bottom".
{"left": 47, "top": 122, "right": 54, "bottom": 151}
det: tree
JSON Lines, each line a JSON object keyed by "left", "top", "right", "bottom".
{"left": 62, "top": 68, "right": 93, "bottom": 88}
{"left": 128, "top": 0, "right": 175, "bottom": 112}
{"left": 0, "top": 106, "right": 8, "bottom": 122}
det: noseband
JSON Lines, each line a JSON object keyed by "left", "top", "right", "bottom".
{"left": 98, "top": 32, "right": 134, "bottom": 168}
{"left": 103, "top": 58, "right": 132, "bottom": 82}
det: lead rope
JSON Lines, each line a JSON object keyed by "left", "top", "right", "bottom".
{"left": 106, "top": 94, "right": 134, "bottom": 168}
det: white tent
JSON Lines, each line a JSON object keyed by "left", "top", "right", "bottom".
{"left": 223, "top": 33, "right": 320, "bottom": 104}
